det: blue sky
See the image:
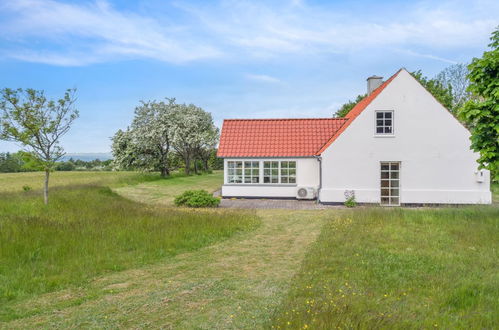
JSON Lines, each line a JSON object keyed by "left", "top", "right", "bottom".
{"left": 0, "top": 0, "right": 497, "bottom": 153}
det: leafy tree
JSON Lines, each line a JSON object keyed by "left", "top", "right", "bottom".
{"left": 111, "top": 99, "right": 175, "bottom": 177}
{"left": 334, "top": 94, "right": 366, "bottom": 118}
{"left": 0, "top": 88, "right": 78, "bottom": 204}
{"left": 436, "top": 63, "right": 471, "bottom": 110}
{"left": 411, "top": 70, "right": 454, "bottom": 113}
{"left": 0, "top": 151, "right": 25, "bottom": 172}
{"left": 170, "top": 103, "right": 219, "bottom": 175}
{"left": 459, "top": 27, "right": 499, "bottom": 180}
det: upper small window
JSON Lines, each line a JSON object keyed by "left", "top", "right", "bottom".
{"left": 375, "top": 111, "right": 393, "bottom": 134}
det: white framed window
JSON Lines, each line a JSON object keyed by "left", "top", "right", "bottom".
{"left": 227, "top": 161, "right": 243, "bottom": 183}
{"left": 263, "top": 161, "right": 279, "bottom": 183}
{"left": 244, "top": 161, "right": 260, "bottom": 183}
{"left": 380, "top": 162, "right": 400, "bottom": 206}
{"left": 280, "top": 161, "right": 296, "bottom": 183}
{"left": 375, "top": 111, "right": 394, "bottom": 134}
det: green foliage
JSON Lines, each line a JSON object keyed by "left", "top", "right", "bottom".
{"left": 459, "top": 27, "right": 499, "bottom": 180}
{"left": 0, "top": 184, "right": 258, "bottom": 308}
{"left": 411, "top": 70, "right": 455, "bottom": 113}
{"left": 22, "top": 185, "right": 31, "bottom": 192}
{"left": 334, "top": 94, "right": 366, "bottom": 118}
{"left": 111, "top": 98, "right": 219, "bottom": 177}
{"left": 174, "top": 189, "right": 221, "bottom": 208}
{"left": 344, "top": 190, "right": 357, "bottom": 207}
{"left": 0, "top": 152, "right": 25, "bottom": 173}
{"left": 271, "top": 207, "right": 499, "bottom": 329}
{"left": 0, "top": 88, "right": 79, "bottom": 204}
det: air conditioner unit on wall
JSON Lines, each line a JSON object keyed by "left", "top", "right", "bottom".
{"left": 296, "top": 187, "right": 316, "bottom": 200}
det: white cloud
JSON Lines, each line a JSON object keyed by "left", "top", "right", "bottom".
{"left": 0, "top": 0, "right": 221, "bottom": 65}
{"left": 0, "top": 0, "right": 497, "bottom": 66}
{"left": 245, "top": 74, "right": 281, "bottom": 83}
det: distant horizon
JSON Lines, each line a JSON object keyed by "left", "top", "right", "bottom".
{"left": 1, "top": 0, "right": 497, "bottom": 153}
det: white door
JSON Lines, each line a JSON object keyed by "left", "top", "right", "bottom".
{"left": 380, "top": 162, "right": 400, "bottom": 206}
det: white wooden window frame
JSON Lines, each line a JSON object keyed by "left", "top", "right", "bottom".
{"left": 280, "top": 161, "right": 296, "bottom": 184}
{"left": 243, "top": 161, "right": 260, "bottom": 183}
{"left": 380, "top": 161, "right": 400, "bottom": 206}
{"left": 375, "top": 110, "right": 394, "bottom": 135}
{"left": 226, "top": 160, "right": 297, "bottom": 185}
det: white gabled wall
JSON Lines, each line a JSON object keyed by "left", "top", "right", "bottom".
{"left": 221, "top": 157, "right": 319, "bottom": 198}
{"left": 320, "top": 69, "right": 491, "bottom": 204}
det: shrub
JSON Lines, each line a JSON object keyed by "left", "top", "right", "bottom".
{"left": 344, "top": 189, "right": 357, "bottom": 207}
{"left": 174, "top": 190, "right": 220, "bottom": 208}
{"left": 22, "top": 185, "right": 31, "bottom": 192}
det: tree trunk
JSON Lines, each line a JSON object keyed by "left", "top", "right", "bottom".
{"left": 160, "top": 166, "right": 169, "bottom": 177}
{"left": 194, "top": 160, "right": 198, "bottom": 174}
{"left": 44, "top": 169, "right": 50, "bottom": 205}
{"left": 185, "top": 156, "right": 191, "bottom": 175}
{"left": 203, "top": 159, "right": 209, "bottom": 172}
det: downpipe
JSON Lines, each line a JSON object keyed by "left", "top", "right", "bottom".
{"left": 315, "top": 156, "right": 322, "bottom": 204}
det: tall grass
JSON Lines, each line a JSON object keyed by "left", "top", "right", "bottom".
{"left": 0, "top": 184, "right": 260, "bottom": 318}
{"left": 271, "top": 207, "right": 499, "bottom": 329}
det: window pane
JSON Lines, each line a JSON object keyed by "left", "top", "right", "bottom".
{"left": 236, "top": 169, "right": 242, "bottom": 175}
{"left": 244, "top": 161, "right": 251, "bottom": 168}
{"left": 252, "top": 169, "right": 259, "bottom": 176}
{"left": 272, "top": 162, "right": 279, "bottom": 168}
{"left": 281, "top": 177, "right": 288, "bottom": 183}
{"left": 289, "top": 177, "right": 296, "bottom": 184}
{"left": 244, "top": 169, "right": 251, "bottom": 175}
{"left": 376, "top": 112, "right": 384, "bottom": 119}
{"left": 390, "top": 197, "right": 399, "bottom": 205}
{"left": 390, "top": 188, "right": 399, "bottom": 196}
{"left": 281, "top": 161, "right": 288, "bottom": 167}
{"left": 264, "top": 169, "right": 270, "bottom": 175}
{"left": 272, "top": 177, "right": 278, "bottom": 183}
{"left": 381, "top": 188, "right": 389, "bottom": 196}
{"left": 252, "top": 177, "right": 259, "bottom": 183}
{"left": 390, "top": 163, "right": 399, "bottom": 170}
{"left": 228, "top": 162, "right": 235, "bottom": 168}
{"left": 381, "top": 172, "right": 389, "bottom": 179}
{"left": 377, "top": 120, "right": 384, "bottom": 126}
{"left": 264, "top": 177, "right": 270, "bottom": 183}
{"left": 281, "top": 169, "right": 288, "bottom": 176}
{"left": 376, "top": 127, "right": 384, "bottom": 133}
{"left": 385, "top": 120, "right": 392, "bottom": 126}
{"left": 385, "top": 112, "right": 392, "bottom": 119}
{"left": 391, "top": 172, "right": 399, "bottom": 179}
{"left": 391, "top": 180, "right": 399, "bottom": 188}
{"left": 381, "top": 197, "right": 389, "bottom": 204}
{"left": 381, "top": 164, "right": 389, "bottom": 171}
{"left": 381, "top": 179, "right": 390, "bottom": 188}
{"left": 384, "top": 126, "right": 392, "bottom": 133}
{"left": 272, "top": 169, "right": 278, "bottom": 175}
{"left": 289, "top": 162, "right": 296, "bottom": 169}
{"left": 289, "top": 168, "right": 296, "bottom": 175}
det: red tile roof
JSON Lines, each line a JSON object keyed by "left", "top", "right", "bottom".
{"left": 217, "top": 118, "right": 348, "bottom": 157}
{"left": 217, "top": 69, "right": 402, "bottom": 158}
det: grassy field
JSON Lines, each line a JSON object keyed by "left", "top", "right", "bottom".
{"left": 0, "top": 171, "right": 497, "bottom": 328}
{"left": 0, "top": 171, "right": 259, "bottom": 323}
{"left": 115, "top": 171, "right": 223, "bottom": 205}
{"left": 270, "top": 207, "right": 499, "bottom": 329}
{"left": 0, "top": 171, "right": 158, "bottom": 193}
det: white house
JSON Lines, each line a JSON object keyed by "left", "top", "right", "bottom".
{"left": 217, "top": 69, "right": 491, "bottom": 205}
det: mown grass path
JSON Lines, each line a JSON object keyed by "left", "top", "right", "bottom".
{"left": 4, "top": 209, "right": 326, "bottom": 329}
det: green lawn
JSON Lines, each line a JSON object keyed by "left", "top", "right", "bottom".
{"left": 271, "top": 206, "right": 499, "bottom": 329}
{"left": 0, "top": 171, "right": 259, "bottom": 322}
{"left": 114, "top": 171, "right": 223, "bottom": 205}
{"left": 0, "top": 171, "right": 497, "bottom": 328}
